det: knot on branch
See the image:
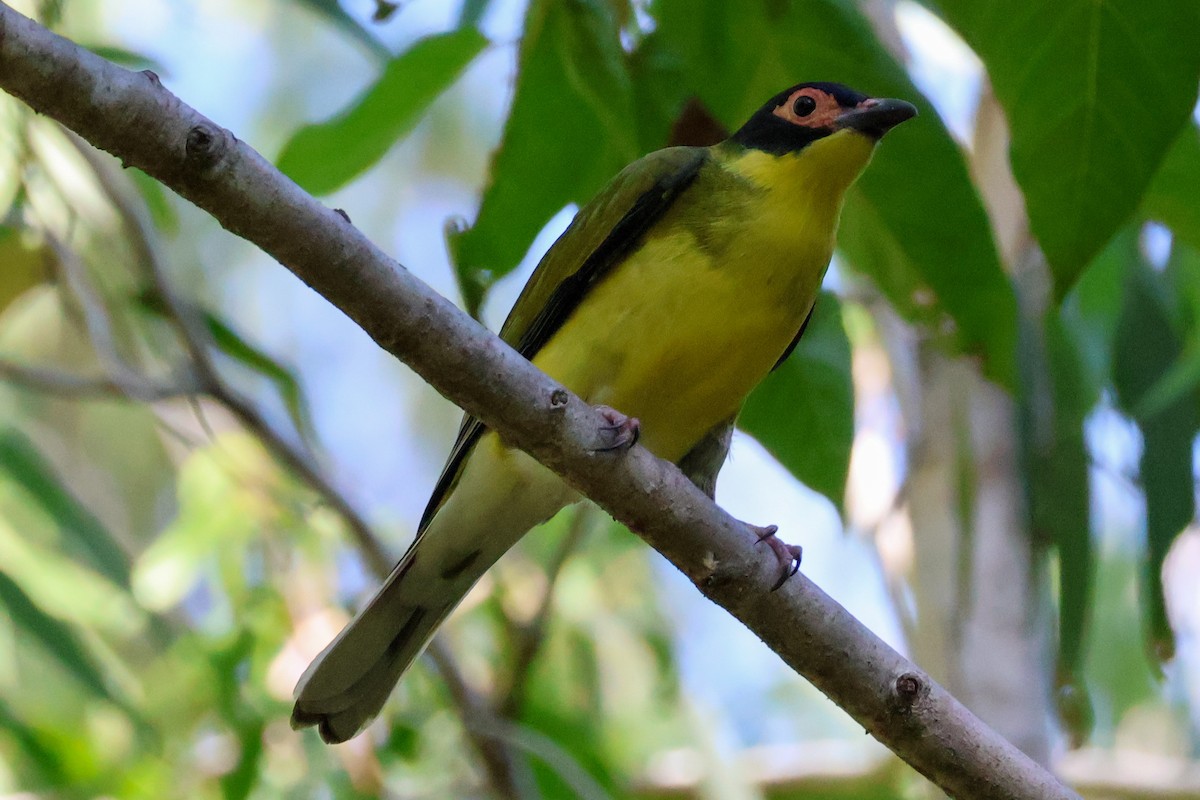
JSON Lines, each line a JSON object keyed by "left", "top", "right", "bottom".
{"left": 185, "top": 122, "right": 230, "bottom": 171}
{"left": 890, "top": 671, "right": 929, "bottom": 714}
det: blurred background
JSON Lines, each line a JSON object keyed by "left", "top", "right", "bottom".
{"left": 1, "top": 0, "right": 1199, "bottom": 796}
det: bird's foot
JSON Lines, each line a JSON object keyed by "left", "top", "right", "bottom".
{"left": 592, "top": 405, "right": 640, "bottom": 452}
{"left": 753, "top": 524, "right": 802, "bottom": 591}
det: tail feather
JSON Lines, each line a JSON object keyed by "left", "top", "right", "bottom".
{"left": 291, "top": 436, "right": 576, "bottom": 743}
{"left": 291, "top": 553, "right": 454, "bottom": 743}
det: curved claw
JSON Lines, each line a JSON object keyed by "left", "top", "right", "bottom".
{"left": 754, "top": 524, "right": 803, "bottom": 591}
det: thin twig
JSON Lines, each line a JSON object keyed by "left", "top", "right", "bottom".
{"left": 48, "top": 235, "right": 174, "bottom": 395}
{"left": 467, "top": 715, "right": 613, "bottom": 800}
{"left": 0, "top": 357, "right": 195, "bottom": 401}
{"left": 426, "top": 640, "right": 530, "bottom": 800}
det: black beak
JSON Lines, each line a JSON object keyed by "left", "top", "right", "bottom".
{"left": 836, "top": 97, "right": 918, "bottom": 138}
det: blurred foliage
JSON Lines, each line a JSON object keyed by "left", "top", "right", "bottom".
{"left": 0, "top": 0, "right": 1199, "bottom": 798}
{"left": 278, "top": 27, "right": 488, "bottom": 195}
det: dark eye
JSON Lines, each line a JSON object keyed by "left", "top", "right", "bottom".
{"left": 793, "top": 95, "right": 817, "bottom": 117}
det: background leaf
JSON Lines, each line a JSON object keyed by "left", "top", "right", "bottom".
{"left": 0, "top": 227, "right": 47, "bottom": 316}
{"left": 277, "top": 28, "right": 488, "bottom": 195}
{"left": 1021, "top": 313, "right": 1093, "bottom": 693}
{"left": 0, "top": 429, "right": 130, "bottom": 588}
{"left": 1112, "top": 259, "right": 1197, "bottom": 661}
{"left": 291, "top": 0, "right": 391, "bottom": 62}
{"left": 1143, "top": 124, "right": 1200, "bottom": 251}
{"left": 0, "top": 571, "right": 120, "bottom": 706}
{"left": 203, "top": 312, "right": 317, "bottom": 446}
{"left": 447, "top": 0, "right": 639, "bottom": 315}
{"left": 739, "top": 293, "right": 854, "bottom": 512}
{"left": 0, "top": 699, "right": 67, "bottom": 786}
{"left": 931, "top": 0, "right": 1200, "bottom": 295}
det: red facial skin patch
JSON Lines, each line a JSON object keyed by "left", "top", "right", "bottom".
{"left": 771, "top": 87, "right": 843, "bottom": 130}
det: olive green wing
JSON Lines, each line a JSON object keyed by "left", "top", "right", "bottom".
{"left": 417, "top": 146, "right": 710, "bottom": 532}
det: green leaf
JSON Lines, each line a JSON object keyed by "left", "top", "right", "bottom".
{"left": 202, "top": 312, "right": 317, "bottom": 447}
{"left": 1135, "top": 244, "right": 1200, "bottom": 419}
{"left": 0, "top": 429, "right": 130, "bottom": 588}
{"left": 653, "top": 0, "right": 1018, "bottom": 387}
{"left": 458, "top": 0, "right": 493, "bottom": 27}
{"left": 1060, "top": 228, "right": 1139, "bottom": 390}
{"left": 739, "top": 293, "right": 853, "bottom": 511}
{"left": 132, "top": 435, "right": 269, "bottom": 611}
{"left": 1112, "top": 260, "right": 1196, "bottom": 662}
{"left": 0, "top": 699, "right": 67, "bottom": 785}
{"left": 130, "top": 169, "right": 178, "bottom": 234}
{"left": 0, "top": 226, "right": 46, "bottom": 315}
{"left": 931, "top": 0, "right": 1200, "bottom": 296}
{"left": 220, "top": 720, "right": 264, "bottom": 800}
{"left": 83, "top": 44, "right": 165, "bottom": 74}
{"left": 1143, "top": 124, "right": 1200, "bottom": 251}
{"left": 1021, "top": 313, "right": 1093, "bottom": 685}
{"left": 0, "top": 571, "right": 117, "bottom": 703}
{"left": 448, "top": 0, "right": 639, "bottom": 315}
{"left": 627, "top": 33, "right": 693, "bottom": 153}
{"left": 292, "top": 0, "right": 391, "bottom": 62}
{"left": 277, "top": 28, "right": 487, "bottom": 195}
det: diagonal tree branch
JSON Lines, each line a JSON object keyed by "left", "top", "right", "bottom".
{"left": 0, "top": 7, "right": 1079, "bottom": 798}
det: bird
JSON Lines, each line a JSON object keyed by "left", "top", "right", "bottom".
{"left": 292, "top": 82, "right": 916, "bottom": 743}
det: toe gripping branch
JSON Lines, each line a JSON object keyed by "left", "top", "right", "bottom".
{"left": 753, "top": 524, "right": 803, "bottom": 591}
{"left": 583, "top": 402, "right": 799, "bottom": 590}
{"left": 592, "top": 405, "right": 641, "bottom": 452}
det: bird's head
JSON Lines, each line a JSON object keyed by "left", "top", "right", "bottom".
{"left": 731, "top": 82, "right": 917, "bottom": 155}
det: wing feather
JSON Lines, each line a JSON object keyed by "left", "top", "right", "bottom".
{"left": 417, "top": 147, "right": 709, "bottom": 532}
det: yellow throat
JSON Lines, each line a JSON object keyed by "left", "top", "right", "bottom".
{"left": 532, "top": 129, "right": 878, "bottom": 462}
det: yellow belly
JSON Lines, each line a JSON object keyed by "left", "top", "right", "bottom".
{"left": 532, "top": 227, "right": 830, "bottom": 462}
{"left": 528, "top": 131, "right": 872, "bottom": 464}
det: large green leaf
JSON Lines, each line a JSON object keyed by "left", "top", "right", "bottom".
{"left": 277, "top": 28, "right": 487, "bottom": 195}
{"left": 447, "top": 0, "right": 639, "bottom": 316}
{"left": 1047, "top": 231, "right": 1134, "bottom": 707}
{"left": 0, "top": 429, "right": 130, "bottom": 588}
{"left": 653, "top": 0, "right": 1018, "bottom": 387}
{"left": 931, "top": 0, "right": 1200, "bottom": 296}
{"left": 1112, "top": 259, "right": 1197, "bottom": 661}
{"left": 1143, "top": 124, "right": 1200, "bottom": 252}
{"left": 739, "top": 293, "right": 853, "bottom": 511}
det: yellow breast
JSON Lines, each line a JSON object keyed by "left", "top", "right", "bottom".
{"left": 533, "top": 130, "right": 877, "bottom": 462}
